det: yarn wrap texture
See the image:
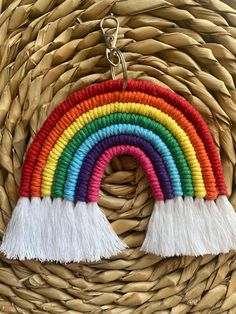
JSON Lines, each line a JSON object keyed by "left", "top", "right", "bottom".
{"left": 1, "top": 0, "right": 236, "bottom": 313}
{"left": 2, "top": 79, "right": 236, "bottom": 262}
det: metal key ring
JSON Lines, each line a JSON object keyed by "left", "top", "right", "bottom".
{"left": 100, "top": 15, "right": 128, "bottom": 90}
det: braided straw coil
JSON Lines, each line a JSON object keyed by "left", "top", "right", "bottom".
{"left": 0, "top": 0, "right": 236, "bottom": 313}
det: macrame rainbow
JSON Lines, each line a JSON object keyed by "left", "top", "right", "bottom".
{"left": 1, "top": 79, "right": 236, "bottom": 262}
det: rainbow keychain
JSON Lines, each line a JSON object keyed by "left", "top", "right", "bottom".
{"left": 1, "top": 15, "right": 236, "bottom": 263}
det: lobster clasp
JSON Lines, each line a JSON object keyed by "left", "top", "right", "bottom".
{"left": 100, "top": 14, "right": 127, "bottom": 90}
{"left": 100, "top": 15, "right": 119, "bottom": 50}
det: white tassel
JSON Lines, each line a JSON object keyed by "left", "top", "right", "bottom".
{"left": 1, "top": 197, "right": 127, "bottom": 263}
{"left": 74, "top": 202, "right": 127, "bottom": 262}
{"left": 0, "top": 197, "right": 31, "bottom": 259}
{"left": 205, "top": 197, "right": 236, "bottom": 252}
{"left": 0, "top": 197, "right": 78, "bottom": 262}
{"left": 28, "top": 197, "right": 51, "bottom": 260}
{"left": 216, "top": 195, "right": 236, "bottom": 248}
{"left": 141, "top": 196, "right": 236, "bottom": 257}
{"left": 141, "top": 197, "right": 204, "bottom": 257}
{"left": 175, "top": 197, "right": 209, "bottom": 256}
{"left": 141, "top": 200, "right": 174, "bottom": 256}
{"left": 0, "top": 197, "right": 55, "bottom": 260}
{"left": 48, "top": 198, "right": 77, "bottom": 263}
{"left": 172, "top": 196, "right": 189, "bottom": 256}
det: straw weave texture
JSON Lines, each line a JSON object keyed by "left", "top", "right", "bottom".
{"left": 0, "top": 0, "right": 236, "bottom": 313}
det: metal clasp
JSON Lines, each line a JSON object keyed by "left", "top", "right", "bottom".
{"left": 100, "top": 15, "right": 119, "bottom": 50}
{"left": 100, "top": 15, "right": 127, "bottom": 90}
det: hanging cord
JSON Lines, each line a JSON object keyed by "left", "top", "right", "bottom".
{"left": 100, "top": 15, "right": 128, "bottom": 90}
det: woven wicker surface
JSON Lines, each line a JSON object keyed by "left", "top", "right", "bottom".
{"left": 0, "top": 0, "right": 236, "bottom": 313}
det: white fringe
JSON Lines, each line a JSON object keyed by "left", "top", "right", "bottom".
{"left": 28, "top": 197, "right": 51, "bottom": 260}
{"left": 2, "top": 196, "right": 236, "bottom": 261}
{"left": 141, "top": 196, "right": 236, "bottom": 257}
{"left": 140, "top": 199, "right": 172, "bottom": 256}
{"left": 1, "top": 197, "right": 55, "bottom": 261}
{"left": 216, "top": 195, "right": 236, "bottom": 248}
{"left": 74, "top": 202, "right": 127, "bottom": 262}
{"left": 0, "top": 197, "right": 32, "bottom": 260}
{"left": 48, "top": 198, "right": 78, "bottom": 262}
{"left": 0, "top": 197, "right": 126, "bottom": 263}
